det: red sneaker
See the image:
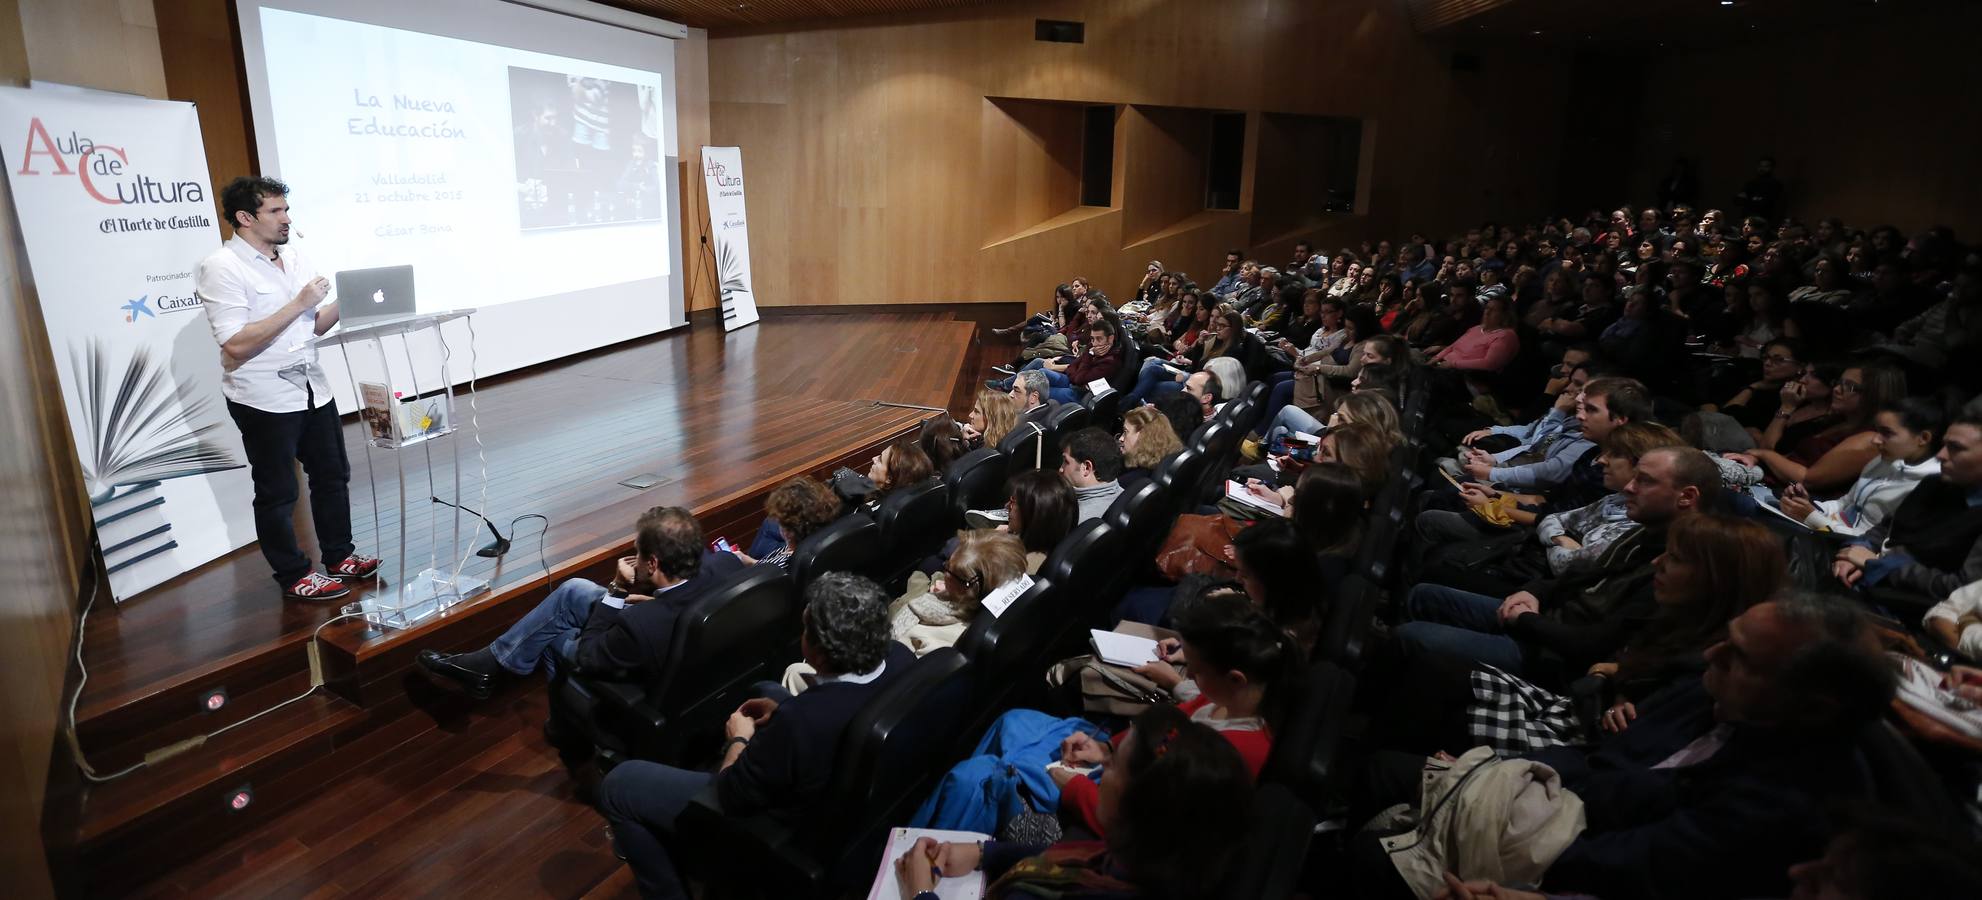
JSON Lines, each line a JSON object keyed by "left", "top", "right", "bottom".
{"left": 285, "top": 571, "right": 351, "bottom": 601}
{"left": 328, "top": 554, "right": 381, "bottom": 581}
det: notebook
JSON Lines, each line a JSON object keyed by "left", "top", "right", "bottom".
{"left": 868, "top": 827, "right": 990, "bottom": 900}
{"left": 1089, "top": 629, "right": 1162, "bottom": 667}
{"left": 1224, "top": 480, "right": 1286, "bottom": 514}
{"left": 1756, "top": 499, "right": 1815, "bottom": 531}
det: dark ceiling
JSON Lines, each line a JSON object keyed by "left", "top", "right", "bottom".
{"left": 1423, "top": 0, "right": 1948, "bottom": 50}
{"left": 591, "top": 0, "right": 997, "bottom": 30}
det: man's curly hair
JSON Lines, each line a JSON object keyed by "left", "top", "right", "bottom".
{"left": 802, "top": 572, "right": 890, "bottom": 674}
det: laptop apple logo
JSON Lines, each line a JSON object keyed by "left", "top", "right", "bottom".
{"left": 372, "top": 289, "right": 386, "bottom": 304}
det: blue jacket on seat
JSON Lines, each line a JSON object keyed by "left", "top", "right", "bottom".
{"left": 908, "top": 708, "right": 1105, "bottom": 834}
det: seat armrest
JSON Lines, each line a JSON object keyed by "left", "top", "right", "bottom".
{"left": 567, "top": 674, "right": 669, "bottom": 730}
{"left": 678, "top": 786, "right": 823, "bottom": 888}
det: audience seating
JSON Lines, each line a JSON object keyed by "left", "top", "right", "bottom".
{"left": 868, "top": 477, "right": 953, "bottom": 588}
{"left": 998, "top": 421, "right": 1050, "bottom": 478}
{"left": 1044, "top": 402, "right": 1091, "bottom": 460}
{"left": 1226, "top": 381, "right": 1270, "bottom": 436}
{"left": 1036, "top": 518, "right": 1129, "bottom": 630}
{"left": 1261, "top": 659, "right": 1359, "bottom": 814}
{"left": 941, "top": 447, "right": 1009, "bottom": 522}
{"left": 1190, "top": 420, "right": 1242, "bottom": 505}
{"left": 956, "top": 521, "right": 1125, "bottom": 707}
{"left": 788, "top": 512, "right": 883, "bottom": 590}
{"left": 1316, "top": 573, "right": 1382, "bottom": 670}
{"left": 1084, "top": 388, "right": 1127, "bottom": 436}
{"left": 676, "top": 648, "right": 976, "bottom": 897}
{"left": 1855, "top": 719, "right": 1968, "bottom": 830}
{"left": 555, "top": 564, "right": 801, "bottom": 768}
{"left": 1220, "top": 784, "right": 1318, "bottom": 900}
{"left": 1105, "top": 480, "right": 1177, "bottom": 565}
{"left": 953, "top": 576, "right": 1060, "bottom": 694}
{"left": 572, "top": 203, "right": 1982, "bottom": 900}
{"left": 1152, "top": 446, "right": 1209, "bottom": 501}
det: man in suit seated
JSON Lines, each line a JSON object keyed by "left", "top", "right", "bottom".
{"left": 596, "top": 572, "right": 912, "bottom": 900}
{"left": 415, "top": 505, "right": 743, "bottom": 698}
{"left": 1355, "top": 593, "right": 1901, "bottom": 900}
{"left": 1012, "top": 369, "right": 1057, "bottom": 428}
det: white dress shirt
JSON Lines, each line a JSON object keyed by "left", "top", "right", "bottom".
{"left": 1925, "top": 579, "right": 1982, "bottom": 659}
{"left": 195, "top": 236, "right": 332, "bottom": 413}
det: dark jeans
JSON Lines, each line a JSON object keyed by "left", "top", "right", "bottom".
{"left": 1394, "top": 583, "right": 1525, "bottom": 673}
{"left": 1124, "top": 358, "right": 1187, "bottom": 407}
{"left": 227, "top": 398, "right": 354, "bottom": 586}
{"left": 598, "top": 761, "right": 715, "bottom": 900}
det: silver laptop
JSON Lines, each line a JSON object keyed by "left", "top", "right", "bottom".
{"left": 334, "top": 265, "right": 418, "bottom": 331}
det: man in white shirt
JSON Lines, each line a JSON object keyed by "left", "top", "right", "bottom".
{"left": 196, "top": 176, "right": 377, "bottom": 601}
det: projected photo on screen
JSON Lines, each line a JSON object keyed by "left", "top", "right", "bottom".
{"left": 508, "top": 66, "right": 663, "bottom": 231}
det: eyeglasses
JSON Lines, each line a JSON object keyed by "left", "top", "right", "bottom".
{"left": 941, "top": 568, "right": 982, "bottom": 591}
{"left": 1836, "top": 380, "right": 1864, "bottom": 394}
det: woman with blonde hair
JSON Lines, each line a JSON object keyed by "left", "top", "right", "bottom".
{"left": 1118, "top": 406, "right": 1183, "bottom": 491}
{"left": 964, "top": 388, "right": 1020, "bottom": 451}
{"left": 1332, "top": 392, "right": 1402, "bottom": 447}
{"left": 888, "top": 529, "right": 1030, "bottom": 656}
{"left": 1258, "top": 387, "right": 1398, "bottom": 455}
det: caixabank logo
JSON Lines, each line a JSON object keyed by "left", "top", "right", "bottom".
{"left": 13, "top": 117, "right": 213, "bottom": 233}
{"left": 120, "top": 292, "right": 201, "bottom": 323}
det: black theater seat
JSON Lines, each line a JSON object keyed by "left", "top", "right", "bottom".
{"left": 553, "top": 564, "right": 801, "bottom": 769}
{"left": 789, "top": 512, "right": 882, "bottom": 591}
{"left": 942, "top": 446, "right": 1008, "bottom": 521}
{"left": 674, "top": 648, "right": 976, "bottom": 896}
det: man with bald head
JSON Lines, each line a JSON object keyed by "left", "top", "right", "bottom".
{"left": 1395, "top": 446, "right": 1721, "bottom": 682}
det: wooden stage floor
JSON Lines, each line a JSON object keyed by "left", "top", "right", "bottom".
{"left": 54, "top": 313, "right": 984, "bottom": 893}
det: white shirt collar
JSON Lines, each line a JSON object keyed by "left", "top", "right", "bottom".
{"left": 807, "top": 658, "right": 888, "bottom": 688}
{"left": 227, "top": 234, "right": 280, "bottom": 265}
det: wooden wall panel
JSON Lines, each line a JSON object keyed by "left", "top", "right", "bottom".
{"left": 979, "top": 98, "right": 1082, "bottom": 245}
{"left": 1120, "top": 106, "right": 1208, "bottom": 247}
{"left": 708, "top": 0, "right": 1578, "bottom": 309}
{"left": 3, "top": 1, "right": 171, "bottom": 894}
{"left": 154, "top": 0, "right": 253, "bottom": 226}
{"left": 675, "top": 28, "right": 720, "bottom": 313}
{"left": 17, "top": 0, "right": 167, "bottom": 98}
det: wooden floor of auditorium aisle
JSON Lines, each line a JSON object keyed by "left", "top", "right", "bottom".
{"left": 129, "top": 678, "right": 640, "bottom": 900}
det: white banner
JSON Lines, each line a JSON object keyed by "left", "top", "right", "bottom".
{"left": 0, "top": 85, "right": 256, "bottom": 601}
{"left": 700, "top": 146, "right": 759, "bottom": 330}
